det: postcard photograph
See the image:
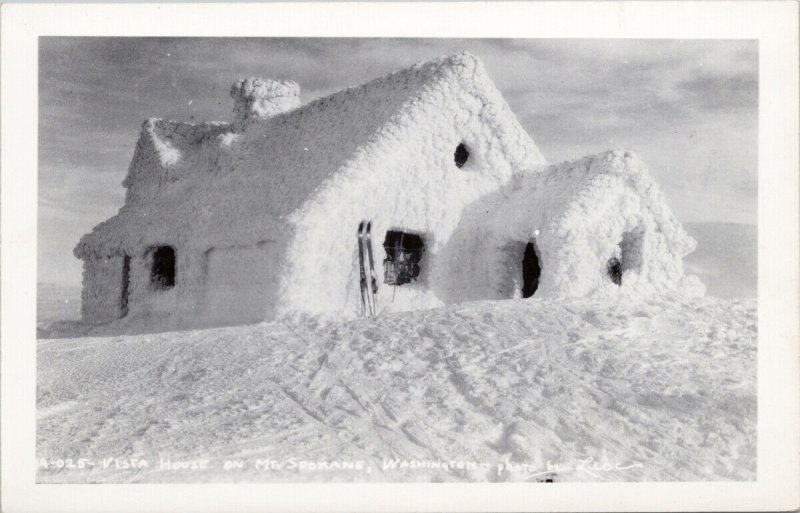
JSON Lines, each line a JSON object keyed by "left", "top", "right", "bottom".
{"left": 33, "top": 36, "right": 760, "bottom": 485}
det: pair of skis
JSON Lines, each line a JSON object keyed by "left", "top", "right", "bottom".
{"left": 357, "top": 220, "right": 379, "bottom": 317}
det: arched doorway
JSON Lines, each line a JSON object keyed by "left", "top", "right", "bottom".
{"left": 522, "top": 241, "right": 541, "bottom": 298}
{"left": 150, "top": 245, "right": 176, "bottom": 290}
{"left": 606, "top": 228, "right": 644, "bottom": 286}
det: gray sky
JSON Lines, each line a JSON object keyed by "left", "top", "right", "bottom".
{"left": 39, "top": 37, "right": 757, "bottom": 286}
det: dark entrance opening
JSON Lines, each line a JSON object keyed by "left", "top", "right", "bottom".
{"left": 522, "top": 241, "right": 541, "bottom": 298}
{"left": 150, "top": 245, "right": 176, "bottom": 290}
{"left": 606, "top": 229, "right": 642, "bottom": 286}
{"left": 383, "top": 230, "right": 425, "bottom": 285}
{"left": 120, "top": 255, "right": 131, "bottom": 318}
{"left": 607, "top": 257, "right": 622, "bottom": 286}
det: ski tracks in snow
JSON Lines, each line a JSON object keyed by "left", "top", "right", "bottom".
{"left": 37, "top": 296, "right": 756, "bottom": 482}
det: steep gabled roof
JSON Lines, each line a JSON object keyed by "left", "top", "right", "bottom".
{"left": 124, "top": 52, "right": 541, "bottom": 208}
{"left": 76, "top": 52, "right": 543, "bottom": 259}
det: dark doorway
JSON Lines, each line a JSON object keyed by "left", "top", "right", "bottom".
{"left": 607, "top": 257, "right": 622, "bottom": 286}
{"left": 522, "top": 241, "right": 541, "bottom": 298}
{"left": 120, "top": 255, "right": 131, "bottom": 317}
{"left": 150, "top": 246, "right": 176, "bottom": 290}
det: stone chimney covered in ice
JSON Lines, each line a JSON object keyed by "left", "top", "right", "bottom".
{"left": 231, "top": 78, "right": 300, "bottom": 131}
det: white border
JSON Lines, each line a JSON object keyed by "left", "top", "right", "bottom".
{"left": 2, "top": 2, "right": 798, "bottom": 512}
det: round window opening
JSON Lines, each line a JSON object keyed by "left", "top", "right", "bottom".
{"left": 454, "top": 143, "right": 470, "bottom": 168}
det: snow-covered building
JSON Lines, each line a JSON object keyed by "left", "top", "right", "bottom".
{"left": 74, "top": 52, "right": 703, "bottom": 327}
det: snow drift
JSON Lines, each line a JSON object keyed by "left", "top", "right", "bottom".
{"left": 37, "top": 296, "right": 756, "bottom": 483}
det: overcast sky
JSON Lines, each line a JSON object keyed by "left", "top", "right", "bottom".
{"left": 39, "top": 37, "right": 757, "bottom": 286}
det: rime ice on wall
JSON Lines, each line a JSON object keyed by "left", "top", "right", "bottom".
{"left": 275, "top": 53, "right": 547, "bottom": 316}
{"left": 74, "top": 52, "right": 702, "bottom": 327}
{"left": 80, "top": 255, "right": 127, "bottom": 323}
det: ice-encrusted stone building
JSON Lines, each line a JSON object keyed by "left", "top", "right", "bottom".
{"left": 74, "top": 52, "right": 703, "bottom": 327}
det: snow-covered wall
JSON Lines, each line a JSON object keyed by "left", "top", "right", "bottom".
{"left": 277, "top": 52, "right": 545, "bottom": 316}
{"left": 203, "top": 242, "right": 282, "bottom": 325}
{"left": 80, "top": 255, "right": 126, "bottom": 323}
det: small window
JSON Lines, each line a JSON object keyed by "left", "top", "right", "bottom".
{"left": 607, "top": 257, "right": 622, "bottom": 286}
{"left": 454, "top": 143, "right": 470, "bottom": 168}
{"left": 383, "top": 231, "right": 425, "bottom": 285}
{"left": 150, "top": 245, "right": 176, "bottom": 290}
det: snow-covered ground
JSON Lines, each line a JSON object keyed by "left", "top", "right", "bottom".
{"left": 37, "top": 294, "right": 756, "bottom": 483}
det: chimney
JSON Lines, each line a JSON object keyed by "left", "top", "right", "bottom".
{"left": 230, "top": 78, "right": 300, "bottom": 131}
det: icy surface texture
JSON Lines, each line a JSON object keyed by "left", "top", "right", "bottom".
{"left": 37, "top": 296, "right": 756, "bottom": 483}
{"left": 230, "top": 78, "right": 301, "bottom": 131}
{"left": 73, "top": 52, "right": 700, "bottom": 326}
{"left": 479, "top": 150, "right": 705, "bottom": 300}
